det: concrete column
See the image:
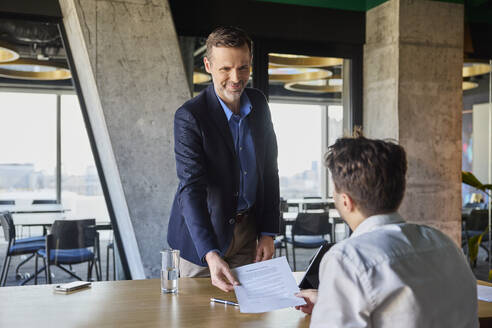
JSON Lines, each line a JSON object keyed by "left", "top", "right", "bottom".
{"left": 364, "top": 0, "right": 463, "bottom": 243}
{"left": 60, "top": 0, "right": 190, "bottom": 277}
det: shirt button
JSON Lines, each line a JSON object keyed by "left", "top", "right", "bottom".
{"left": 244, "top": 171, "right": 247, "bottom": 175}
{"left": 229, "top": 218, "right": 235, "bottom": 225}
{"left": 240, "top": 147, "right": 243, "bottom": 151}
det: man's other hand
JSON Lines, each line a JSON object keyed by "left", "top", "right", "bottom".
{"left": 295, "top": 289, "right": 318, "bottom": 314}
{"left": 205, "top": 251, "right": 239, "bottom": 292}
{"left": 255, "top": 235, "right": 274, "bottom": 262}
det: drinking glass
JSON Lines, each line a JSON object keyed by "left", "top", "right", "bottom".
{"left": 161, "top": 249, "right": 179, "bottom": 293}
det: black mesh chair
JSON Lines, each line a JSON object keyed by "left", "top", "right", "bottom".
{"left": 274, "top": 216, "right": 289, "bottom": 262}
{"left": 106, "top": 242, "right": 116, "bottom": 280}
{"left": 35, "top": 219, "right": 101, "bottom": 284}
{"left": 285, "top": 212, "right": 332, "bottom": 271}
{"left": 275, "top": 199, "right": 290, "bottom": 261}
{"left": 0, "top": 212, "right": 45, "bottom": 286}
{"left": 302, "top": 196, "right": 326, "bottom": 211}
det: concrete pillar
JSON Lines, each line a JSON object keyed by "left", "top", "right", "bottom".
{"left": 60, "top": 0, "right": 190, "bottom": 277}
{"left": 364, "top": 0, "right": 463, "bottom": 243}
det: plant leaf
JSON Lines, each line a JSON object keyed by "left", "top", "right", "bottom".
{"left": 468, "top": 226, "right": 489, "bottom": 264}
{"left": 462, "top": 171, "right": 485, "bottom": 190}
{"left": 483, "top": 184, "right": 492, "bottom": 191}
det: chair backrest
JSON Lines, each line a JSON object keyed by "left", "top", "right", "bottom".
{"left": 280, "top": 198, "right": 288, "bottom": 212}
{"left": 48, "top": 219, "right": 96, "bottom": 250}
{"left": 0, "top": 212, "right": 15, "bottom": 243}
{"left": 0, "top": 200, "right": 15, "bottom": 205}
{"left": 293, "top": 212, "right": 331, "bottom": 236}
{"left": 32, "top": 199, "right": 57, "bottom": 205}
{"left": 466, "top": 210, "right": 489, "bottom": 231}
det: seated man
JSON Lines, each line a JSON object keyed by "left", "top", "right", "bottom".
{"left": 296, "top": 135, "right": 478, "bottom": 328}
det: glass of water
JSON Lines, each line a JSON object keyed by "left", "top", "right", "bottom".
{"left": 161, "top": 249, "right": 180, "bottom": 293}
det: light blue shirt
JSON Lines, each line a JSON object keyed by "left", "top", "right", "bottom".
{"left": 311, "top": 212, "right": 478, "bottom": 328}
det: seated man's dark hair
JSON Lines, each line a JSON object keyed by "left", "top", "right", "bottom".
{"left": 325, "top": 133, "right": 407, "bottom": 216}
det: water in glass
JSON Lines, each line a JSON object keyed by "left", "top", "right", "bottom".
{"left": 161, "top": 267, "right": 179, "bottom": 293}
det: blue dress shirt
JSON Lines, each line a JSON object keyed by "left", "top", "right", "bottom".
{"left": 216, "top": 93, "right": 257, "bottom": 212}
{"left": 216, "top": 92, "right": 275, "bottom": 239}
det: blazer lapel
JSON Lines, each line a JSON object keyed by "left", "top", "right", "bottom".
{"left": 206, "top": 85, "right": 236, "bottom": 156}
{"left": 247, "top": 90, "right": 265, "bottom": 184}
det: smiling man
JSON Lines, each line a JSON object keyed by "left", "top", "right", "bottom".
{"left": 167, "top": 27, "right": 280, "bottom": 292}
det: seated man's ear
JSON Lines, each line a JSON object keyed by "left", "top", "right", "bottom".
{"left": 340, "top": 193, "right": 357, "bottom": 213}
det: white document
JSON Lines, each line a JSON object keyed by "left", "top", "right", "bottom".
{"left": 232, "top": 256, "right": 306, "bottom": 313}
{"left": 478, "top": 285, "right": 492, "bottom": 302}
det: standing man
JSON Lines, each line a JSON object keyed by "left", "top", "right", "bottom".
{"left": 295, "top": 135, "right": 478, "bottom": 327}
{"left": 167, "top": 27, "right": 280, "bottom": 292}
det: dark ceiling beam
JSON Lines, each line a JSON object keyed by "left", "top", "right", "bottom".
{"left": 169, "top": 0, "right": 365, "bottom": 45}
{"left": 0, "top": 0, "right": 61, "bottom": 21}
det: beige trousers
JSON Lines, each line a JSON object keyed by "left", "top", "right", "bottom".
{"left": 179, "top": 214, "right": 257, "bottom": 277}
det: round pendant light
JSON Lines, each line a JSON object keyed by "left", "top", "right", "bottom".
{"left": 269, "top": 67, "right": 332, "bottom": 83}
{"left": 463, "top": 63, "right": 491, "bottom": 78}
{"left": 285, "top": 79, "right": 342, "bottom": 94}
{"left": 193, "top": 71, "right": 211, "bottom": 84}
{"left": 269, "top": 54, "right": 343, "bottom": 68}
{"left": 462, "top": 81, "right": 479, "bottom": 91}
{"left": 0, "top": 46, "right": 20, "bottom": 63}
{"left": 0, "top": 59, "right": 71, "bottom": 80}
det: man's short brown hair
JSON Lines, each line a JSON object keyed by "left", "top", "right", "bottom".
{"left": 205, "top": 26, "right": 252, "bottom": 60}
{"left": 325, "top": 135, "right": 407, "bottom": 216}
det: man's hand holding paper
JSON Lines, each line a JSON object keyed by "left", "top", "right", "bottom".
{"left": 231, "top": 257, "right": 306, "bottom": 313}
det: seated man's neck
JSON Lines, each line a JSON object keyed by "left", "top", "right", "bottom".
{"left": 344, "top": 210, "right": 367, "bottom": 231}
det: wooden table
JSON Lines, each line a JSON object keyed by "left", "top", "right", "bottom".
{"left": 0, "top": 278, "right": 310, "bottom": 328}
{"left": 1, "top": 277, "right": 491, "bottom": 327}
{"left": 479, "top": 280, "right": 492, "bottom": 327}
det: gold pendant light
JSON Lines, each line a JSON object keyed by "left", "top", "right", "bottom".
{"left": 269, "top": 67, "right": 332, "bottom": 83}
{"left": 0, "top": 59, "right": 71, "bottom": 80}
{"left": 463, "top": 63, "right": 491, "bottom": 78}
{"left": 269, "top": 53, "right": 343, "bottom": 68}
{"left": 463, "top": 81, "right": 479, "bottom": 91}
{"left": 0, "top": 46, "right": 20, "bottom": 63}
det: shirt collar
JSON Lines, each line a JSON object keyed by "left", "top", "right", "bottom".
{"left": 215, "top": 89, "right": 252, "bottom": 121}
{"left": 350, "top": 212, "right": 405, "bottom": 238}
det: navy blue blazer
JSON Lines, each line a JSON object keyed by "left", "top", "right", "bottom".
{"left": 167, "top": 85, "right": 280, "bottom": 266}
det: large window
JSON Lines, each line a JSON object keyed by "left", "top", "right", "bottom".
{"left": 60, "top": 95, "right": 108, "bottom": 220}
{"left": 0, "top": 92, "right": 57, "bottom": 200}
{"left": 268, "top": 53, "right": 347, "bottom": 199}
{"left": 270, "top": 102, "right": 323, "bottom": 199}
{"left": 0, "top": 91, "right": 108, "bottom": 222}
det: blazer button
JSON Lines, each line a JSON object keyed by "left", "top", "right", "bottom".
{"left": 229, "top": 218, "right": 235, "bottom": 225}
{"left": 234, "top": 191, "right": 239, "bottom": 197}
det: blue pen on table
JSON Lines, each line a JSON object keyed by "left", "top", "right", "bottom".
{"left": 210, "top": 297, "right": 239, "bottom": 306}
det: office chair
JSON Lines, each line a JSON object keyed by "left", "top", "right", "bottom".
{"left": 285, "top": 212, "right": 332, "bottom": 271}
{"left": 35, "top": 219, "right": 101, "bottom": 284}
{"left": 0, "top": 212, "right": 45, "bottom": 286}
